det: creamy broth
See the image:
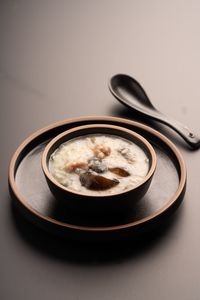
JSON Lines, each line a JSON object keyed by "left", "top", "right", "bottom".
{"left": 49, "top": 134, "right": 149, "bottom": 195}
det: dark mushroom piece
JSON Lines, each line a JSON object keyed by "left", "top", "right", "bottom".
{"left": 109, "top": 167, "right": 130, "bottom": 177}
{"left": 79, "top": 171, "right": 119, "bottom": 191}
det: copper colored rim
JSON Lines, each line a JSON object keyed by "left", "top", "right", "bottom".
{"left": 8, "top": 116, "right": 186, "bottom": 232}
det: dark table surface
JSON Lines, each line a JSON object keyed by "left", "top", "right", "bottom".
{"left": 1, "top": 1, "right": 200, "bottom": 299}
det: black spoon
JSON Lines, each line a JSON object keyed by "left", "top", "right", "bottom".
{"left": 109, "top": 74, "right": 200, "bottom": 149}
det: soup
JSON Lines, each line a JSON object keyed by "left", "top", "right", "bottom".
{"left": 49, "top": 134, "right": 149, "bottom": 196}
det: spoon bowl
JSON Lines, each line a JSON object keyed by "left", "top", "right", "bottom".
{"left": 109, "top": 74, "right": 200, "bottom": 149}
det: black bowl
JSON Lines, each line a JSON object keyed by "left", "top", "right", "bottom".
{"left": 42, "top": 124, "right": 157, "bottom": 217}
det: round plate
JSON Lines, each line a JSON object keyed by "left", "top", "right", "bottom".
{"left": 9, "top": 116, "right": 186, "bottom": 242}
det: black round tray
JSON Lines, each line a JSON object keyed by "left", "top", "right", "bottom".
{"left": 9, "top": 116, "right": 186, "bottom": 242}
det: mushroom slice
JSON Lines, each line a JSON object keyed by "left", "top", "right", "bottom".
{"left": 109, "top": 167, "right": 130, "bottom": 177}
{"left": 79, "top": 171, "right": 119, "bottom": 191}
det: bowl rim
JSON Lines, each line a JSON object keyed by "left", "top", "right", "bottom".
{"left": 41, "top": 123, "right": 157, "bottom": 198}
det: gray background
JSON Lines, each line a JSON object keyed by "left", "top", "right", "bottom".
{"left": 1, "top": 1, "right": 200, "bottom": 299}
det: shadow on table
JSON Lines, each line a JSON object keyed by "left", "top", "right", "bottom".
{"left": 10, "top": 199, "right": 185, "bottom": 266}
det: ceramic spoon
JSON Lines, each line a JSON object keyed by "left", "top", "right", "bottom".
{"left": 109, "top": 74, "right": 200, "bottom": 149}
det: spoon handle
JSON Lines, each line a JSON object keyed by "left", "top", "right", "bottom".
{"left": 152, "top": 112, "right": 200, "bottom": 149}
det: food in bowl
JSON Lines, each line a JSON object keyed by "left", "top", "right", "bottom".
{"left": 49, "top": 133, "right": 150, "bottom": 196}
{"left": 42, "top": 124, "right": 156, "bottom": 216}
